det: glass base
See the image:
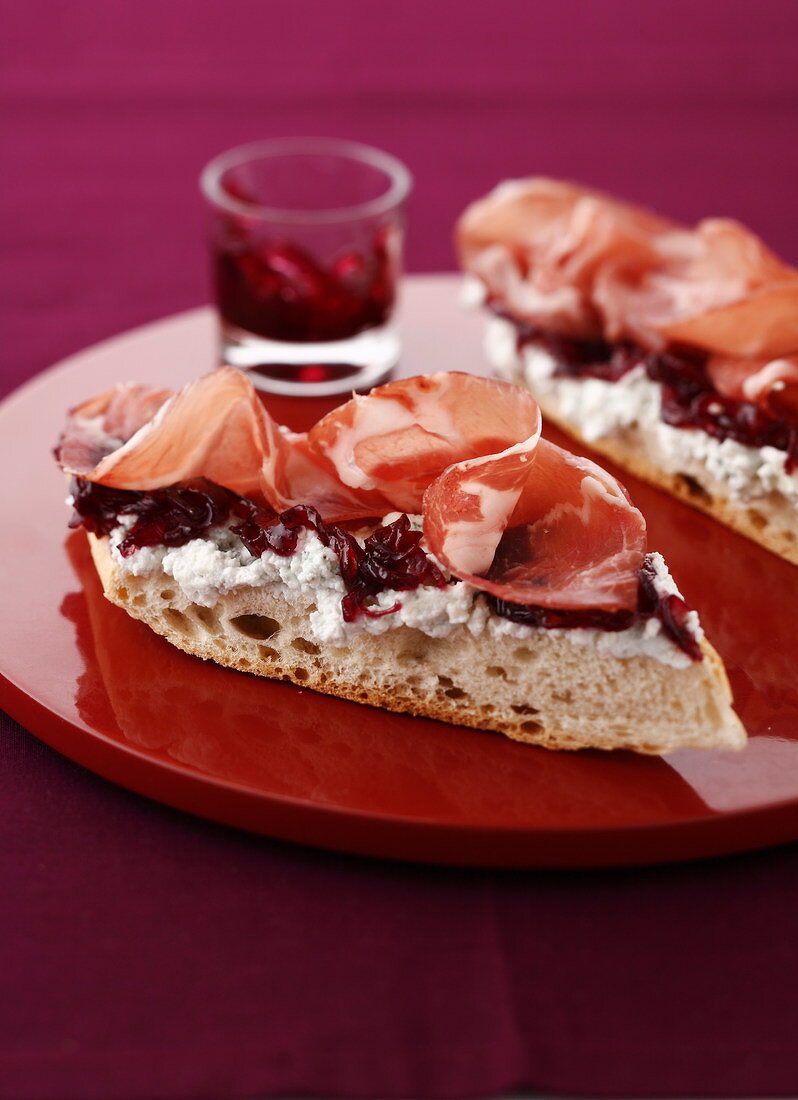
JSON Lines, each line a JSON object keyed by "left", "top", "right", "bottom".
{"left": 220, "top": 321, "right": 400, "bottom": 396}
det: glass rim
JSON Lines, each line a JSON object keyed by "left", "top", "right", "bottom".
{"left": 199, "top": 137, "right": 413, "bottom": 225}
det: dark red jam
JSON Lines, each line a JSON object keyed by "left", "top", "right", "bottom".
{"left": 69, "top": 478, "right": 446, "bottom": 623}
{"left": 213, "top": 231, "right": 395, "bottom": 343}
{"left": 489, "top": 556, "right": 702, "bottom": 661}
{"left": 70, "top": 478, "right": 702, "bottom": 658}
{"left": 499, "top": 308, "right": 798, "bottom": 473}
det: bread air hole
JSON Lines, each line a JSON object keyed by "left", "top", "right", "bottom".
{"left": 444, "top": 687, "right": 468, "bottom": 700}
{"left": 486, "top": 665, "right": 514, "bottom": 682}
{"left": 513, "top": 647, "right": 532, "bottom": 662}
{"left": 293, "top": 667, "right": 309, "bottom": 682}
{"left": 117, "top": 586, "right": 129, "bottom": 601}
{"left": 160, "top": 589, "right": 175, "bottom": 601}
{"left": 520, "top": 719, "right": 543, "bottom": 734}
{"left": 193, "top": 606, "right": 220, "bottom": 633}
{"left": 398, "top": 645, "right": 427, "bottom": 663}
{"left": 258, "top": 645, "right": 279, "bottom": 660}
{"left": 512, "top": 703, "right": 540, "bottom": 716}
{"left": 163, "top": 609, "right": 194, "bottom": 637}
{"left": 292, "top": 637, "right": 320, "bottom": 655}
{"left": 230, "top": 614, "right": 281, "bottom": 640}
{"left": 677, "top": 472, "right": 712, "bottom": 503}
{"left": 747, "top": 508, "right": 767, "bottom": 532}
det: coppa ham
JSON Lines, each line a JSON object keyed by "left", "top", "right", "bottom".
{"left": 458, "top": 180, "right": 798, "bottom": 416}
{"left": 56, "top": 368, "right": 647, "bottom": 613}
{"left": 55, "top": 383, "right": 172, "bottom": 475}
{"left": 305, "top": 373, "right": 541, "bottom": 515}
{"left": 457, "top": 178, "right": 680, "bottom": 340}
{"left": 57, "top": 369, "right": 273, "bottom": 500}
{"left": 424, "top": 438, "right": 645, "bottom": 610}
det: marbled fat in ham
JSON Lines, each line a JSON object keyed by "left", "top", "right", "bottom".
{"left": 423, "top": 438, "right": 645, "bottom": 611}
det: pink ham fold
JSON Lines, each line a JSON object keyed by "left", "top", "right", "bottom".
{"left": 57, "top": 367, "right": 647, "bottom": 612}
{"left": 458, "top": 179, "right": 798, "bottom": 418}
{"left": 423, "top": 438, "right": 645, "bottom": 611}
{"left": 305, "top": 373, "right": 542, "bottom": 516}
{"left": 55, "top": 383, "right": 173, "bottom": 475}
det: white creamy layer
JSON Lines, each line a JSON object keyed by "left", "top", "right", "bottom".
{"left": 485, "top": 314, "right": 798, "bottom": 505}
{"left": 108, "top": 517, "right": 698, "bottom": 668}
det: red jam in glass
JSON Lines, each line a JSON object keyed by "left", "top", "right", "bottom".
{"left": 213, "top": 229, "right": 395, "bottom": 343}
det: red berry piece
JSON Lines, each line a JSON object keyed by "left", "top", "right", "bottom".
{"left": 261, "top": 243, "right": 329, "bottom": 304}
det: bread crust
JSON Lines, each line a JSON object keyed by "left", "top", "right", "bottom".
{"left": 88, "top": 534, "right": 745, "bottom": 754}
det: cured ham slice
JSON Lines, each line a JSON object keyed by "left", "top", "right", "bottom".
{"left": 741, "top": 358, "right": 798, "bottom": 420}
{"left": 305, "top": 372, "right": 541, "bottom": 515}
{"left": 57, "top": 367, "right": 647, "bottom": 614}
{"left": 458, "top": 178, "right": 679, "bottom": 339}
{"left": 459, "top": 181, "right": 798, "bottom": 382}
{"left": 55, "top": 383, "right": 172, "bottom": 475}
{"left": 424, "top": 438, "right": 646, "bottom": 611}
{"left": 598, "top": 219, "right": 798, "bottom": 357}
{"left": 59, "top": 370, "right": 546, "bottom": 522}
{"left": 708, "top": 354, "right": 798, "bottom": 423}
{"left": 66, "top": 369, "right": 277, "bottom": 500}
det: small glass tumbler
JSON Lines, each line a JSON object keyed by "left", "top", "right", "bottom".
{"left": 200, "top": 138, "right": 412, "bottom": 396}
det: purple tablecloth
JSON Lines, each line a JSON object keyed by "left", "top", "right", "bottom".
{"left": 3, "top": 3, "right": 798, "bottom": 1096}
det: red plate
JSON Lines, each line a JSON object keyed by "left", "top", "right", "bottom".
{"left": 3, "top": 275, "right": 798, "bottom": 868}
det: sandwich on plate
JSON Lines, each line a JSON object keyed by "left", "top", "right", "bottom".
{"left": 55, "top": 367, "right": 744, "bottom": 754}
{"left": 457, "top": 178, "right": 798, "bottom": 565}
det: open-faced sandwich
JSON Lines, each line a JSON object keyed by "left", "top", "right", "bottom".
{"left": 457, "top": 179, "right": 798, "bottom": 565}
{"left": 55, "top": 367, "right": 744, "bottom": 753}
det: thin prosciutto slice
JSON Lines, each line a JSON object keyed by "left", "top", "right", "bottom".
{"left": 424, "top": 438, "right": 646, "bottom": 611}
{"left": 305, "top": 372, "right": 541, "bottom": 515}
{"left": 597, "top": 218, "right": 798, "bottom": 357}
{"left": 55, "top": 383, "right": 172, "bottom": 475}
{"left": 60, "top": 370, "right": 544, "bottom": 521}
{"left": 458, "top": 180, "right": 798, "bottom": 413}
{"left": 58, "top": 367, "right": 647, "bottom": 611}
{"left": 90, "top": 368, "right": 276, "bottom": 500}
{"left": 457, "top": 178, "right": 678, "bottom": 339}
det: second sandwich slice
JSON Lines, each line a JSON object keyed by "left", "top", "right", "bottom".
{"left": 457, "top": 178, "right": 798, "bottom": 565}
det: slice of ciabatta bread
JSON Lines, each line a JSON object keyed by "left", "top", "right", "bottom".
{"left": 89, "top": 533, "right": 744, "bottom": 754}
{"left": 59, "top": 367, "right": 745, "bottom": 754}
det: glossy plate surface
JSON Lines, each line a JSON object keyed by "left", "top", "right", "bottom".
{"left": 3, "top": 275, "right": 798, "bottom": 867}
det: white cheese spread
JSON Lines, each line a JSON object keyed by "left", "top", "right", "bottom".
{"left": 484, "top": 313, "right": 798, "bottom": 506}
{"left": 109, "top": 518, "right": 699, "bottom": 669}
